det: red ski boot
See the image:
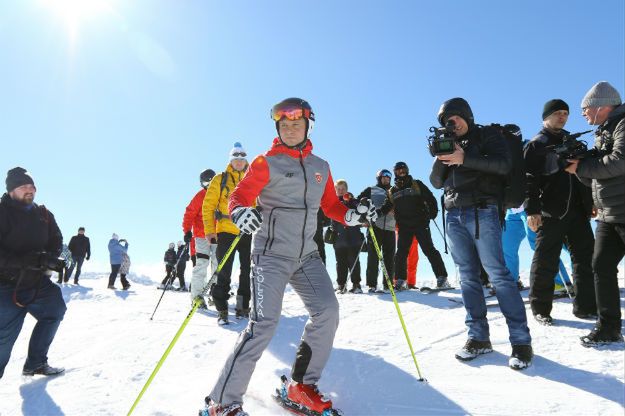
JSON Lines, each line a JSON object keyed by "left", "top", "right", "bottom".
{"left": 287, "top": 381, "right": 333, "bottom": 413}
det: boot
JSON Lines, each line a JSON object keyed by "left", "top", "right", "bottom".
{"left": 23, "top": 362, "right": 65, "bottom": 377}
{"left": 286, "top": 382, "right": 333, "bottom": 414}
{"left": 217, "top": 310, "right": 229, "bottom": 326}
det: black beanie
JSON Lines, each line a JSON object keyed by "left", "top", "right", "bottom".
{"left": 437, "top": 97, "right": 474, "bottom": 126}
{"left": 6, "top": 167, "right": 35, "bottom": 192}
{"left": 542, "top": 99, "right": 569, "bottom": 120}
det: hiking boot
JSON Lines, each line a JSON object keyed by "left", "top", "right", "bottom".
{"left": 122, "top": 284, "right": 131, "bottom": 291}
{"left": 73, "top": 279, "right": 79, "bottom": 285}
{"left": 580, "top": 327, "right": 624, "bottom": 347}
{"left": 335, "top": 285, "right": 347, "bottom": 294}
{"left": 574, "top": 311, "right": 598, "bottom": 320}
{"left": 107, "top": 285, "right": 116, "bottom": 290}
{"left": 436, "top": 276, "right": 451, "bottom": 289}
{"left": 217, "top": 310, "right": 229, "bottom": 325}
{"left": 235, "top": 308, "right": 250, "bottom": 319}
{"left": 394, "top": 279, "right": 406, "bottom": 291}
{"left": 287, "top": 381, "right": 333, "bottom": 414}
{"left": 367, "top": 286, "right": 377, "bottom": 294}
{"left": 534, "top": 314, "right": 553, "bottom": 326}
{"left": 509, "top": 345, "right": 533, "bottom": 370}
{"left": 206, "top": 400, "right": 248, "bottom": 416}
{"left": 407, "top": 284, "right": 417, "bottom": 290}
{"left": 22, "top": 363, "right": 65, "bottom": 377}
{"left": 455, "top": 339, "right": 493, "bottom": 361}
{"left": 349, "top": 284, "right": 363, "bottom": 294}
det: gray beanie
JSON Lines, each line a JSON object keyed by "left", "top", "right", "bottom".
{"left": 581, "top": 81, "right": 622, "bottom": 108}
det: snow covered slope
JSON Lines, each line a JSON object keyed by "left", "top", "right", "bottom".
{"left": 1, "top": 271, "right": 623, "bottom": 415}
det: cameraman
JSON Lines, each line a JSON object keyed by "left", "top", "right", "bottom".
{"left": 568, "top": 81, "right": 625, "bottom": 345}
{"left": 524, "top": 99, "right": 595, "bottom": 325}
{"left": 0, "top": 167, "right": 66, "bottom": 378}
{"left": 430, "top": 98, "right": 532, "bottom": 370}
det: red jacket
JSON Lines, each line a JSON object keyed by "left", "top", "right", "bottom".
{"left": 182, "top": 188, "right": 207, "bottom": 255}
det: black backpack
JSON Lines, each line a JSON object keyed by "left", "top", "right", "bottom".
{"left": 488, "top": 123, "right": 526, "bottom": 210}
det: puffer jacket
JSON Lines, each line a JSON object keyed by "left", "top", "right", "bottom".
{"left": 430, "top": 125, "right": 511, "bottom": 209}
{"left": 0, "top": 193, "right": 62, "bottom": 283}
{"left": 108, "top": 239, "right": 128, "bottom": 265}
{"left": 379, "top": 175, "right": 437, "bottom": 228}
{"left": 577, "top": 103, "right": 625, "bottom": 224}
{"left": 229, "top": 138, "right": 348, "bottom": 259}
{"left": 524, "top": 127, "right": 593, "bottom": 218}
{"left": 202, "top": 164, "right": 249, "bottom": 236}
{"left": 182, "top": 188, "right": 207, "bottom": 256}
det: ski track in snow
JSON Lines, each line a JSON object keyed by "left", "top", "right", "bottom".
{"left": 0, "top": 271, "right": 623, "bottom": 416}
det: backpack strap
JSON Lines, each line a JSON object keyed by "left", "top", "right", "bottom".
{"left": 215, "top": 172, "right": 232, "bottom": 220}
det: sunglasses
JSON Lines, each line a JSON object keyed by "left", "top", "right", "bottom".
{"left": 271, "top": 105, "right": 313, "bottom": 122}
{"left": 231, "top": 152, "right": 247, "bottom": 158}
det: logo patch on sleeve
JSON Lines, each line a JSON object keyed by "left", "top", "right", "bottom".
{"left": 315, "top": 172, "right": 322, "bottom": 183}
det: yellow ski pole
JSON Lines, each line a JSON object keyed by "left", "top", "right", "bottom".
{"left": 127, "top": 234, "right": 242, "bottom": 415}
{"left": 368, "top": 225, "right": 426, "bottom": 381}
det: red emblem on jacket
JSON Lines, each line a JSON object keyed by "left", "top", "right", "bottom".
{"left": 315, "top": 172, "right": 322, "bottom": 183}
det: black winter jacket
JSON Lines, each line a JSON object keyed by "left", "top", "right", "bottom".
{"left": 164, "top": 248, "right": 177, "bottom": 266}
{"left": 68, "top": 234, "right": 91, "bottom": 258}
{"left": 524, "top": 128, "right": 593, "bottom": 218}
{"left": 577, "top": 104, "right": 625, "bottom": 224}
{"left": 380, "top": 175, "right": 437, "bottom": 228}
{"left": 430, "top": 125, "right": 511, "bottom": 209}
{"left": 0, "top": 193, "right": 63, "bottom": 283}
{"left": 177, "top": 247, "right": 189, "bottom": 262}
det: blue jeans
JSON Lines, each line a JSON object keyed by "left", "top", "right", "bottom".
{"left": 446, "top": 205, "right": 531, "bottom": 345}
{"left": 0, "top": 278, "right": 67, "bottom": 378}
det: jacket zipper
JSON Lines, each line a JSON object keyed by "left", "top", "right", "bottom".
{"left": 298, "top": 150, "right": 308, "bottom": 258}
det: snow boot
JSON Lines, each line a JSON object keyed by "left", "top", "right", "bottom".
{"left": 509, "top": 344, "right": 533, "bottom": 370}
{"left": 287, "top": 381, "right": 333, "bottom": 414}
{"left": 580, "top": 327, "right": 624, "bottom": 347}
{"left": 455, "top": 339, "right": 493, "bottom": 361}
{"left": 534, "top": 314, "right": 553, "bottom": 326}
{"left": 436, "top": 276, "right": 451, "bottom": 289}
{"left": 349, "top": 283, "right": 363, "bottom": 294}
{"left": 22, "top": 362, "right": 65, "bottom": 377}
{"left": 335, "top": 285, "right": 346, "bottom": 294}
{"left": 394, "top": 279, "right": 406, "bottom": 291}
{"left": 217, "top": 310, "right": 229, "bottom": 325}
{"left": 202, "top": 397, "right": 248, "bottom": 416}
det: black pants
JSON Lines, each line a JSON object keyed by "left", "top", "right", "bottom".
{"left": 529, "top": 207, "right": 595, "bottom": 316}
{"left": 176, "top": 263, "right": 186, "bottom": 288}
{"left": 109, "top": 264, "right": 129, "bottom": 287}
{"left": 161, "top": 265, "right": 175, "bottom": 285}
{"left": 314, "top": 232, "right": 326, "bottom": 264}
{"left": 395, "top": 224, "right": 447, "bottom": 281}
{"left": 593, "top": 221, "right": 625, "bottom": 331}
{"left": 366, "top": 226, "right": 395, "bottom": 289}
{"left": 211, "top": 232, "right": 252, "bottom": 312}
{"left": 334, "top": 245, "right": 361, "bottom": 286}
{"left": 65, "top": 255, "right": 85, "bottom": 282}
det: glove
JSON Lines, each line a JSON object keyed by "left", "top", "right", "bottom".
{"left": 231, "top": 207, "right": 263, "bottom": 234}
{"left": 184, "top": 230, "right": 193, "bottom": 243}
{"left": 344, "top": 199, "right": 378, "bottom": 226}
{"left": 44, "top": 256, "right": 66, "bottom": 273}
{"left": 357, "top": 198, "right": 378, "bottom": 222}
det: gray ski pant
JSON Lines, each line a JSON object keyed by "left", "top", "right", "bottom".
{"left": 190, "top": 237, "right": 218, "bottom": 299}
{"left": 209, "top": 251, "right": 339, "bottom": 405}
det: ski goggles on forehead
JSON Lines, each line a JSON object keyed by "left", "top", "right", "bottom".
{"left": 270, "top": 105, "right": 313, "bottom": 122}
{"left": 380, "top": 171, "right": 392, "bottom": 178}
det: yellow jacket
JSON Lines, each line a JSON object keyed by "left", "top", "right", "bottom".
{"left": 202, "top": 164, "right": 249, "bottom": 235}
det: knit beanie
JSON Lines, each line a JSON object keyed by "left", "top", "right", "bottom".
{"left": 581, "top": 81, "right": 622, "bottom": 108}
{"left": 542, "top": 99, "right": 569, "bottom": 120}
{"left": 6, "top": 167, "right": 35, "bottom": 192}
{"left": 437, "top": 97, "right": 474, "bottom": 126}
{"left": 229, "top": 142, "right": 247, "bottom": 161}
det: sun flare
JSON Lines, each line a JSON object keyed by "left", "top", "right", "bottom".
{"left": 40, "top": 0, "right": 113, "bottom": 40}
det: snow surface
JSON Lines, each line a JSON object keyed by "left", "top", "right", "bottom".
{"left": 1, "top": 271, "right": 624, "bottom": 416}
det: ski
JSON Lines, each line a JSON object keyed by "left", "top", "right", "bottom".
{"left": 419, "top": 286, "right": 456, "bottom": 293}
{"left": 273, "top": 375, "right": 343, "bottom": 416}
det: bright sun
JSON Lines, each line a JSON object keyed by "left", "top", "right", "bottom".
{"left": 40, "top": 0, "right": 113, "bottom": 40}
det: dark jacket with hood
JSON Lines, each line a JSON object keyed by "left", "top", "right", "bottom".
{"left": 0, "top": 193, "right": 62, "bottom": 284}
{"left": 430, "top": 125, "right": 511, "bottom": 209}
{"left": 576, "top": 103, "right": 625, "bottom": 223}
{"left": 524, "top": 127, "right": 593, "bottom": 219}
{"left": 380, "top": 175, "right": 437, "bottom": 227}
{"left": 68, "top": 234, "right": 91, "bottom": 258}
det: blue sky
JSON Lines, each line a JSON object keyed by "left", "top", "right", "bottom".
{"left": 1, "top": 1, "right": 623, "bottom": 278}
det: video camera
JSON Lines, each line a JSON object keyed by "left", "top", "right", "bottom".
{"left": 428, "top": 120, "right": 457, "bottom": 156}
{"left": 547, "top": 130, "right": 595, "bottom": 160}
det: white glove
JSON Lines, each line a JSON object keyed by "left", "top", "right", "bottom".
{"left": 358, "top": 198, "right": 378, "bottom": 222}
{"left": 344, "top": 199, "right": 378, "bottom": 226}
{"left": 231, "top": 207, "right": 262, "bottom": 234}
